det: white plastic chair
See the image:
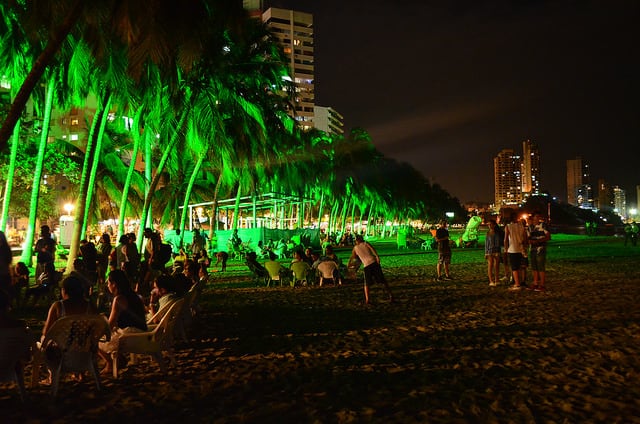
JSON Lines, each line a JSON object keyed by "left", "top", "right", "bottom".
{"left": 41, "top": 315, "right": 110, "bottom": 398}
{"left": 317, "top": 260, "right": 339, "bottom": 286}
{"left": 112, "top": 298, "right": 185, "bottom": 378}
{"left": 0, "top": 327, "right": 33, "bottom": 401}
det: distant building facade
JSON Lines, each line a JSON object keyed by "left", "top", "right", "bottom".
{"left": 494, "top": 149, "right": 522, "bottom": 207}
{"left": 566, "top": 156, "right": 593, "bottom": 208}
{"left": 262, "top": 7, "right": 315, "bottom": 130}
{"left": 521, "top": 139, "right": 540, "bottom": 198}
{"left": 613, "top": 186, "right": 626, "bottom": 219}
{"left": 313, "top": 106, "right": 344, "bottom": 136}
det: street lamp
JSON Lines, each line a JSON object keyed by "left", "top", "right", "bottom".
{"left": 64, "top": 203, "right": 74, "bottom": 216}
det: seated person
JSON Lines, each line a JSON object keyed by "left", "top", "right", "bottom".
{"left": 11, "top": 262, "right": 30, "bottom": 308}
{"left": 265, "top": 252, "right": 290, "bottom": 282}
{"left": 24, "top": 262, "right": 57, "bottom": 306}
{"left": 147, "top": 274, "right": 179, "bottom": 324}
{"left": 41, "top": 274, "right": 98, "bottom": 337}
{"left": 0, "top": 289, "right": 31, "bottom": 387}
{"left": 245, "top": 252, "right": 268, "bottom": 279}
{"left": 98, "top": 270, "right": 147, "bottom": 375}
{"left": 38, "top": 274, "right": 98, "bottom": 384}
{"left": 324, "top": 245, "right": 346, "bottom": 281}
{"left": 172, "top": 248, "right": 188, "bottom": 269}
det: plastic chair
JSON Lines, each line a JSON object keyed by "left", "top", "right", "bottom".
{"left": 317, "top": 260, "right": 339, "bottom": 286}
{"left": 41, "top": 315, "right": 110, "bottom": 398}
{"left": 175, "top": 281, "right": 202, "bottom": 341}
{"left": 290, "top": 261, "right": 311, "bottom": 287}
{"left": 265, "top": 261, "right": 284, "bottom": 287}
{"left": 112, "top": 298, "right": 185, "bottom": 378}
{"left": 0, "top": 327, "right": 33, "bottom": 401}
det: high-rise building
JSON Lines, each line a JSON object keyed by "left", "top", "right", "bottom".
{"left": 566, "top": 156, "right": 592, "bottom": 207}
{"left": 597, "top": 179, "right": 613, "bottom": 210}
{"left": 521, "top": 139, "right": 540, "bottom": 197}
{"left": 313, "top": 106, "right": 344, "bottom": 136}
{"left": 613, "top": 186, "right": 626, "bottom": 219}
{"left": 262, "top": 7, "right": 315, "bottom": 130}
{"left": 494, "top": 149, "right": 522, "bottom": 207}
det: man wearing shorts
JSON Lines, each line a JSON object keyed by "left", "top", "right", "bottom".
{"left": 351, "top": 235, "right": 394, "bottom": 305}
{"left": 504, "top": 212, "right": 528, "bottom": 290}
{"left": 435, "top": 220, "right": 453, "bottom": 281}
{"left": 528, "top": 212, "right": 551, "bottom": 291}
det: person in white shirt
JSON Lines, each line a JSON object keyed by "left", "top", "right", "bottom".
{"left": 350, "top": 235, "right": 394, "bottom": 305}
{"left": 504, "top": 212, "right": 528, "bottom": 290}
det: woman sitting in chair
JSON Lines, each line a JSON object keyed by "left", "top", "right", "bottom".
{"left": 38, "top": 274, "right": 98, "bottom": 384}
{"left": 41, "top": 274, "right": 97, "bottom": 337}
{"left": 98, "top": 270, "right": 147, "bottom": 375}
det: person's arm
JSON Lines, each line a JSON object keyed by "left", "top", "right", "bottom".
{"left": 41, "top": 302, "right": 60, "bottom": 340}
{"left": 107, "top": 296, "right": 122, "bottom": 331}
{"left": 504, "top": 226, "right": 510, "bottom": 251}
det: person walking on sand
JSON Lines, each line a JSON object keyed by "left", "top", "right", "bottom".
{"left": 435, "top": 220, "right": 453, "bottom": 281}
{"left": 350, "top": 235, "right": 394, "bottom": 305}
{"left": 528, "top": 211, "right": 551, "bottom": 292}
{"left": 485, "top": 220, "right": 502, "bottom": 286}
{"left": 504, "top": 212, "right": 528, "bottom": 290}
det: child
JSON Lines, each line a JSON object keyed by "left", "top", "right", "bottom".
{"left": 484, "top": 220, "right": 502, "bottom": 286}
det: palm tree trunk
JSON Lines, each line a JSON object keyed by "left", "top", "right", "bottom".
{"left": 340, "top": 196, "right": 349, "bottom": 234}
{"left": 365, "top": 199, "right": 375, "bottom": 236}
{"left": 317, "top": 191, "right": 325, "bottom": 231}
{"left": 116, "top": 107, "right": 143, "bottom": 239}
{"left": 208, "top": 171, "right": 223, "bottom": 240}
{"left": 232, "top": 184, "right": 241, "bottom": 231}
{"left": 81, "top": 94, "right": 112, "bottom": 239}
{"left": 178, "top": 154, "right": 205, "bottom": 245}
{"left": 0, "top": 119, "right": 21, "bottom": 232}
{"left": 139, "top": 102, "right": 192, "bottom": 244}
{"left": 0, "top": 0, "right": 84, "bottom": 154}
{"left": 20, "top": 78, "right": 55, "bottom": 266}
{"left": 65, "top": 96, "right": 103, "bottom": 273}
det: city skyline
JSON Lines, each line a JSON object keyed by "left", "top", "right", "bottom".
{"left": 270, "top": 0, "right": 640, "bottom": 205}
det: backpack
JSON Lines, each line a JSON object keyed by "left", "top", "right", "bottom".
{"left": 159, "top": 243, "right": 172, "bottom": 264}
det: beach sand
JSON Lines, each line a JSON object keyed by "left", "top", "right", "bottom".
{"left": 2, "top": 243, "right": 640, "bottom": 423}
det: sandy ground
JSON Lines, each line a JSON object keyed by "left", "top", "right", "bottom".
{"left": 2, "top": 242, "right": 640, "bottom": 423}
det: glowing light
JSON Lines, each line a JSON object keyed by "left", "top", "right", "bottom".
{"left": 64, "top": 203, "right": 74, "bottom": 215}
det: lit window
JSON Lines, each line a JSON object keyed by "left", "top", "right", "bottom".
{"left": 70, "top": 134, "right": 79, "bottom": 141}
{"left": 71, "top": 119, "right": 79, "bottom": 125}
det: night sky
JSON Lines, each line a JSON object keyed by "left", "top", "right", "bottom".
{"left": 269, "top": 0, "right": 640, "bottom": 205}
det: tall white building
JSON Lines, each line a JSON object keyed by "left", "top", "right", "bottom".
{"left": 262, "top": 7, "right": 315, "bottom": 130}
{"left": 313, "top": 106, "right": 343, "bottom": 136}
{"left": 613, "top": 186, "right": 626, "bottom": 219}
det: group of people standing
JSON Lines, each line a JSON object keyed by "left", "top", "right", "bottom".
{"left": 486, "top": 211, "right": 551, "bottom": 291}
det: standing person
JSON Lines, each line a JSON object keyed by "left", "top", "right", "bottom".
{"left": 528, "top": 212, "right": 551, "bottom": 292}
{"left": 96, "top": 233, "right": 112, "bottom": 288}
{"left": 495, "top": 217, "right": 510, "bottom": 283}
{"left": 191, "top": 228, "right": 204, "bottom": 257}
{"left": 504, "top": 212, "right": 528, "bottom": 290}
{"left": 141, "top": 228, "right": 162, "bottom": 296}
{"left": 34, "top": 225, "right": 56, "bottom": 278}
{"left": 485, "top": 220, "right": 502, "bottom": 286}
{"left": 350, "top": 235, "right": 394, "bottom": 305}
{"left": 435, "top": 220, "right": 453, "bottom": 281}
{"left": 214, "top": 251, "right": 229, "bottom": 272}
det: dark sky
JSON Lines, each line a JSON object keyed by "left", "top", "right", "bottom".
{"left": 269, "top": 0, "right": 640, "bottom": 205}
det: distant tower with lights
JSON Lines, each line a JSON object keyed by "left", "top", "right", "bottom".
{"left": 613, "top": 186, "right": 627, "bottom": 219}
{"left": 521, "top": 139, "right": 540, "bottom": 198}
{"left": 566, "top": 156, "right": 593, "bottom": 207}
{"left": 494, "top": 149, "right": 522, "bottom": 208}
{"left": 261, "top": 7, "right": 315, "bottom": 130}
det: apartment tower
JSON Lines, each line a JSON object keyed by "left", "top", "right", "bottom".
{"left": 521, "top": 139, "right": 540, "bottom": 197}
{"left": 262, "top": 7, "right": 315, "bottom": 130}
{"left": 494, "top": 149, "right": 522, "bottom": 207}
